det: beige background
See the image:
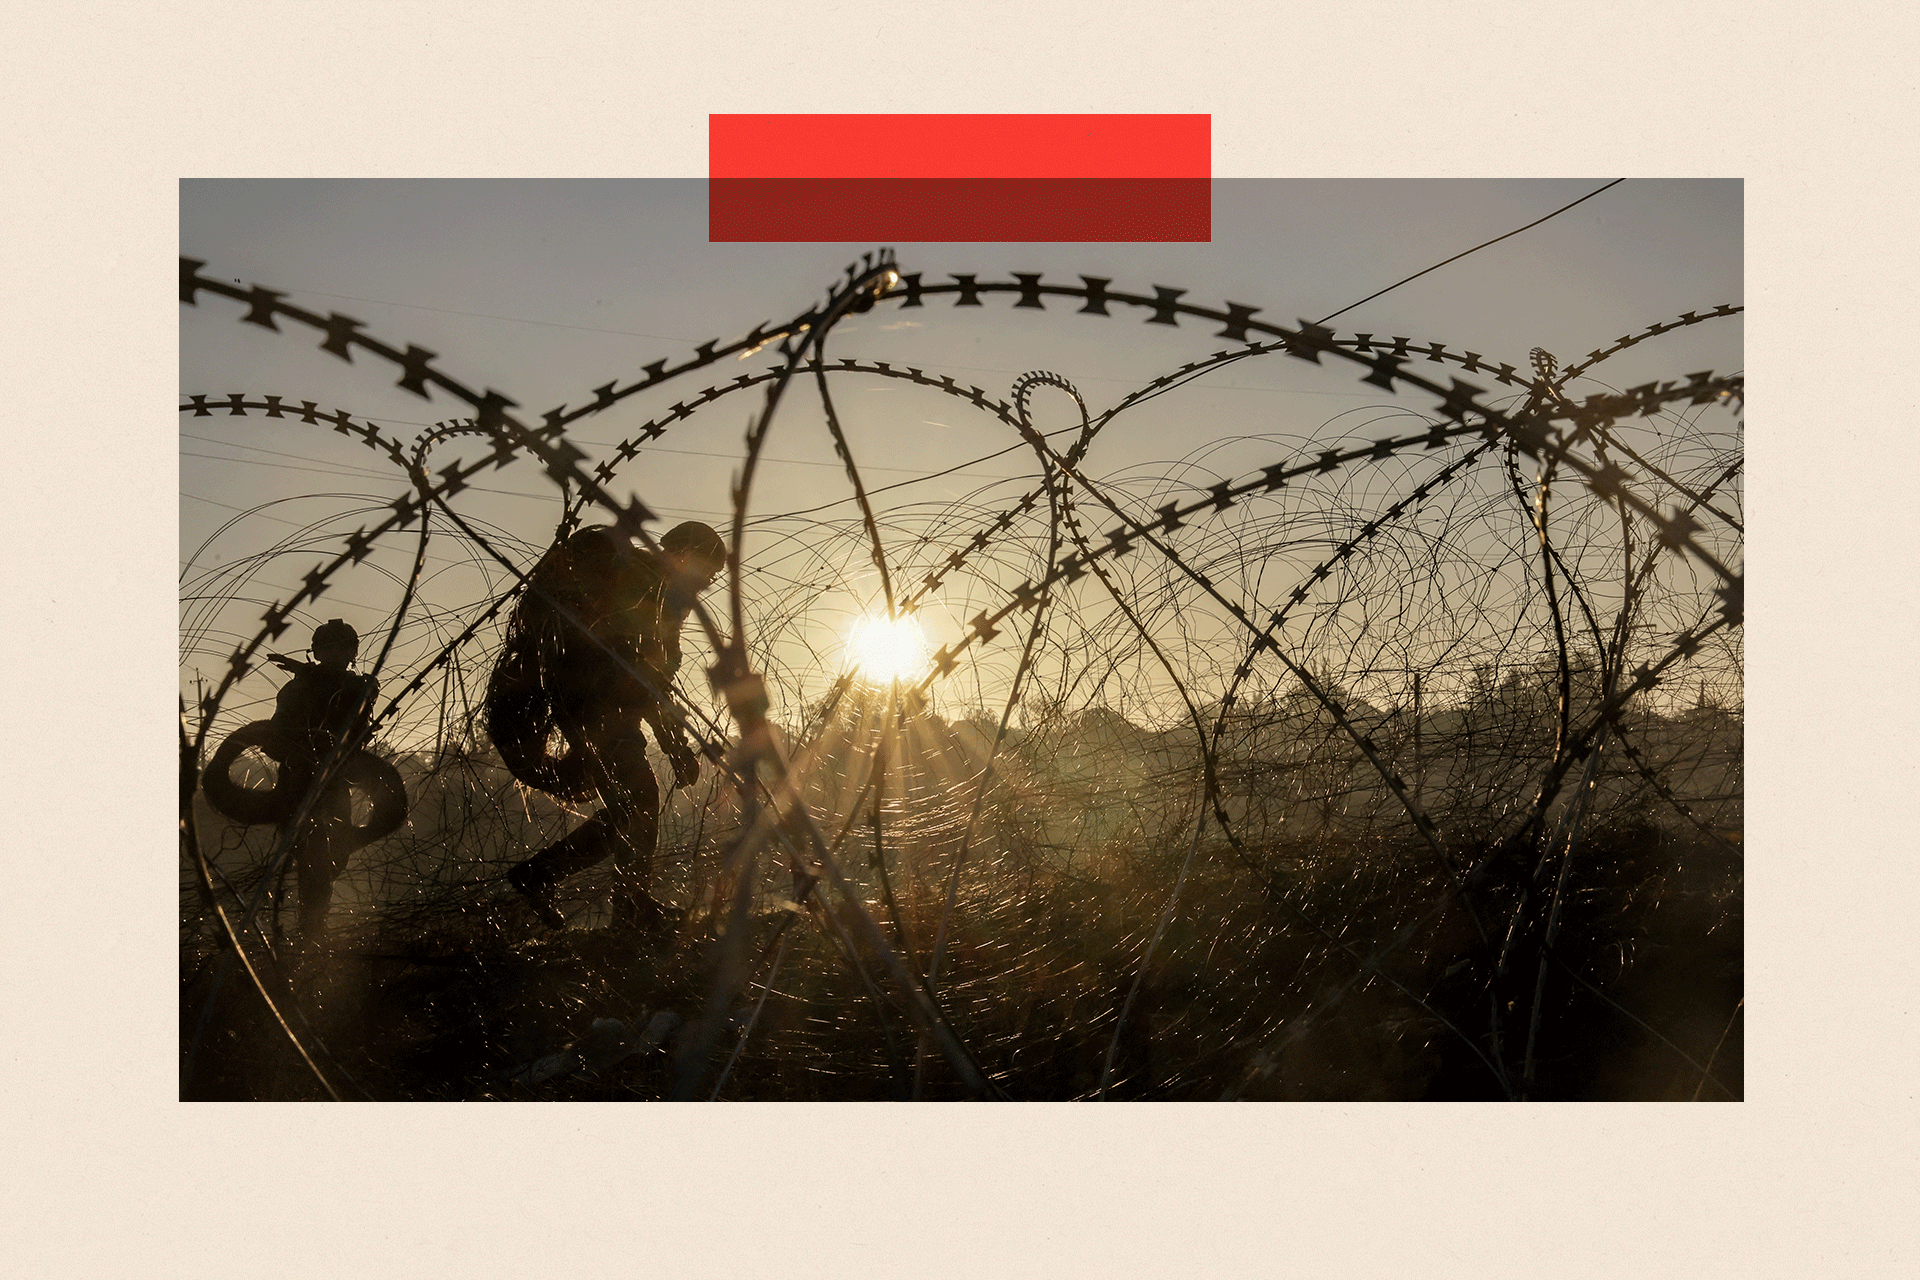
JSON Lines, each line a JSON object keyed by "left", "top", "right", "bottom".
{"left": 10, "top": 2, "right": 1914, "bottom": 1274}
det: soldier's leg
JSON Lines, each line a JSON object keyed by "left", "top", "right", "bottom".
{"left": 601, "top": 729, "right": 673, "bottom": 931}
{"left": 509, "top": 805, "right": 619, "bottom": 928}
{"left": 512, "top": 811, "right": 620, "bottom": 885}
{"left": 508, "top": 714, "right": 635, "bottom": 925}
{"left": 294, "top": 783, "right": 354, "bottom": 941}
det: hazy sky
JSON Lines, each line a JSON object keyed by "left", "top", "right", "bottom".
{"left": 180, "top": 179, "right": 1741, "bottom": 728}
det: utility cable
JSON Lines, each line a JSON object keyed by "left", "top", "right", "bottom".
{"left": 1316, "top": 180, "right": 1627, "bottom": 326}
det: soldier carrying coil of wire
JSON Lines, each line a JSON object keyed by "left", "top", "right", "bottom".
{"left": 202, "top": 618, "right": 406, "bottom": 947}
{"left": 262, "top": 619, "right": 381, "bottom": 940}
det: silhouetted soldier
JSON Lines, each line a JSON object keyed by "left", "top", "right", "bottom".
{"left": 489, "top": 521, "right": 727, "bottom": 931}
{"left": 266, "top": 618, "right": 379, "bottom": 941}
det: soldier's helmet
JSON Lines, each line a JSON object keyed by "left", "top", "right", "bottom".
{"left": 312, "top": 618, "right": 360, "bottom": 656}
{"left": 661, "top": 522, "right": 727, "bottom": 571}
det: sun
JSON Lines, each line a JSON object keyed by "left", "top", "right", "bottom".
{"left": 844, "top": 611, "right": 931, "bottom": 685}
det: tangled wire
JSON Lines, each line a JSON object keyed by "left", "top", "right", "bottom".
{"left": 180, "top": 249, "right": 1742, "bottom": 1101}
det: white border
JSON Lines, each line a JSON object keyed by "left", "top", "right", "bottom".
{"left": 9, "top": 3, "right": 1913, "bottom": 1275}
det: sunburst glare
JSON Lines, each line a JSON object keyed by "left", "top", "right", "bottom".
{"left": 844, "top": 611, "right": 931, "bottom": 685}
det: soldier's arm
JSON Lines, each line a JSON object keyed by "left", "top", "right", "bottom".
{"left": 353, "top": 674, "right": 381, "bottom": 729}
{"left": 638, "top": 696, "right": 688, "bottom": 751}
{"left": 638, "top": 697, "right": 701, "bottom": 786}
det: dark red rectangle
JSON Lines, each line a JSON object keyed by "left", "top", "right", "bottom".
{"left": 708, "top": 177, "right": 1211, "bottom": 243}
{"left": 710, "top": 114, "right": 1209, "bottom": 179}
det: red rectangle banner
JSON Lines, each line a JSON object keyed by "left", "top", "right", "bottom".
{"left": 708, "top": 115, "right": 1211, "bottom": 242}
{"left": 710, "top": 114, "right": 1209, "bottom": 179}
{"left": 708, "top": 177, "right": 1210, "bottom": 243}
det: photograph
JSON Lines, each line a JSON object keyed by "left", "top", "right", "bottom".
{"left": 179, "top": 176, "right": 1744, "bottom": 1103}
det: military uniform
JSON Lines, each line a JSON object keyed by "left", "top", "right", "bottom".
{"left": 501, "top": 525, "right": 712, "bottom": 928}
{"left": 270, "top": 654, "right": 378, "bottom": 939}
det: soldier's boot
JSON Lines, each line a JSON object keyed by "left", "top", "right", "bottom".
{"left": 609, "top": 886, "right": 683, "bottom": 935}
{"left": 508, "top": 861, "right": 568, "bottom": 928}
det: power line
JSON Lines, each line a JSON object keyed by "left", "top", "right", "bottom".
{"left": 259, "top": 284, "right": 696, "bottom": 344}
{"left": 749, "top": 423, "right": 1088, "bottom": 523}
{"left": 185, "top": 426, "right": 1027, "bottom": 487}
{"left": 1315, "top": 179, "right": 1628, "bottom": 326}
{"left": 181, "top": 450, "right": 397, "bottom": 481}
